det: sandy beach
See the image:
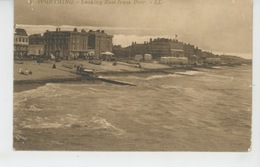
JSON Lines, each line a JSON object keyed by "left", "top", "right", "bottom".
{"left": 14, "top": 60, "right": 190, "bottom": 92}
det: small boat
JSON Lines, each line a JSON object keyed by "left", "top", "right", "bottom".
{"left": 77, "top": 68, "right": 98, "bottom": 78}
{"left": 89, "top": 59, "right": 102, "bottom": 65}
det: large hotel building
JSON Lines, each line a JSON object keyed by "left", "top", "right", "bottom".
{"left": 44, "top": 28, "right": 113, "bottom": 59}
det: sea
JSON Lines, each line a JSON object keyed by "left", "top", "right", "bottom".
{"left": 13, "top": 65, "right": 252, "bottom": 151}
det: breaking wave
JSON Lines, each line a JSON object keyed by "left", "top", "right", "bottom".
{"left": 175, "top": 71, "right": 204, "bottom": 76}
{"left": 146, "top": 74, "right": 179, "bottom": 80}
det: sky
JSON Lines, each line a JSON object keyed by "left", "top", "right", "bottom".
{"left": 14, "top": 0, "right": 253, "bottom": 57}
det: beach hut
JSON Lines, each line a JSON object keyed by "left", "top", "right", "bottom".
{"left": 144, "top": 54, "right": 153, "bottom": 61}
{"left": 135, "top": 54, "right": 143, "bottom": 61}
{"left": 206, "top": 58, "right": 221, "bottom": 64}
{"left": 160, "top": 57, "right": 188, "bottom": 65}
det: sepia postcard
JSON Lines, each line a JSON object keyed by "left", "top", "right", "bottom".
{"left": 13, "top": 0, "right": 253, "bottom": 151}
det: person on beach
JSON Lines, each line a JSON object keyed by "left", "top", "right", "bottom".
{"left": 29, "top": 70, "right": 32, "bottom": 75}
{"left": 25, "top": 69, "right": 29, "bottom": 75}
{"left": 52, "top": 63, "right": 56, "bottom": 69}
{"left": 79, "top": 66, "right": 82, "bottom": 74}
{"left": 19, "top": 68, "right": 23, "bottom": 74}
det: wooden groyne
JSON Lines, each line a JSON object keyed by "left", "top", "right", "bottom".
{"left": 98, "top": 77, "right": 137, "bottom": 86}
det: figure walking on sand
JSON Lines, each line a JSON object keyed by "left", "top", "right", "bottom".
{"left": 18, "top": 68, "right": 23, "bottom": 74}
{"left": 25, "top": 69, "right": 29, "bottom": 75}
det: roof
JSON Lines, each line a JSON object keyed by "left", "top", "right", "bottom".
{"left": 100, "top": 51, "right": 114, "bottom": 55}
{"left": 87, "top": 30, "right": 113, "bottom": 37}
{"left": 44, "top": 28, "right": 85, "bottom": 35}
{"left": 29, "top": 34, "right": 43, "bottom": 37}
{"left": 14, "top": 28, "right": 28, "bottom": 36}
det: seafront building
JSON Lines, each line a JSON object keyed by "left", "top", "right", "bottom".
{"left": 28, "top": 34, "right": 45, "bottom": 57}
{"left": 43, "top": 28, "right": 113, "bottom": 59}
{"left": 87, "top": 30, "right": 113, "bottom": 58}
{"left": 123, "top": 38, "right": 186, "bottom": 59}
{"left": 149, "top": 38, "right": 185, "bottom": 58}
{"left": 120, "top": 38, "right": 190, "bottom": 60}
{"left": 13, "top": 27, "right": 224, "bottom": 65}
{"left": 14, "top": 27, "right": 113, "bottom": 60}
{"left": 194, "top": 47, "right": 202, "bottom": 57}
{"left": 183, "top": 43, "right": 195, "bottom": 57}
{"left": 43, "top": 28, "right": 89, "bottom": 59}
{"left": 112, "top": 45, "right": 130, "bottom": 59}
{"left": 14, "top": 28, "right": 29, "bottom": 59}
{"left": 112, "top": 37, "right": 225, "bottom": 65}
{"left": 205, "top": 57, "right": 221, "bottom": 64}
{"left": 125, "top": 41, "right": 150, "bottom": 56}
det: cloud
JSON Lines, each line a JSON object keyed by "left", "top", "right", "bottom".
{"left": 14, "top": 0, "right": 253, "bottom": 54}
